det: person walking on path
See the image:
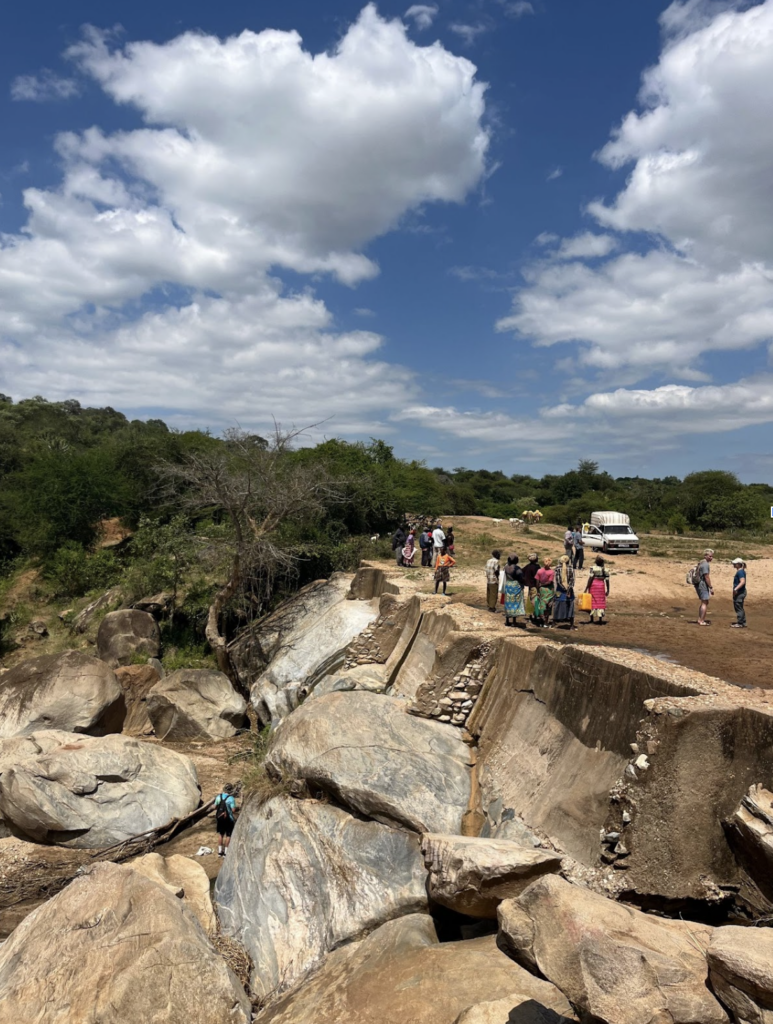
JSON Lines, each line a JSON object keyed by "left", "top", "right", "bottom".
{"left": 522, "top": 552, "right": 541, "bottom": 623}
{"left": 402, "top": 529, "right": 416, "bottom": 567}
{"left": 553, "top": 554, "right": 576, "bottom": 629}
{"left": 392, "top": 524, "right": 407, "bottom": 567}
{"left": 533, "top": 557, "right": 555, "bottom": 627}
{"left": 434, "top": 545, "right": 456, "bottom": 595}
{"left": 499, "top": 554, "right": 526, "bottom": 627}
{"left": 432, "top": 523, "right": 446, "bottom": 563}
{"left": 215, "top": 783, "right": 238, "bottom": 857}
{"left": 445, "top": 526, "right": 455, "bottom": 555}
{"left": 485, "top": 549, "right": 501, "bottom": 612}
{"left": 585, "top": 555, "right": 610, "bottom": 624}
{"left": 731, "top": 557, "right": 747, "bottom": 628}
{"left": 572, "top": 525, "right": 585, "bottom": 570}
{"left": 695, "top": 548, "right": 714, "bottom": 626}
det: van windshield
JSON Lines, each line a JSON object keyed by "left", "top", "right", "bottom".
{"left": 603, "top": 525, "right": 634, "bottom": 535}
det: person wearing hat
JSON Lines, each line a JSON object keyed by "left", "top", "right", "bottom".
{"left": 730, "top": 558, "right": 747, "bottom": 628}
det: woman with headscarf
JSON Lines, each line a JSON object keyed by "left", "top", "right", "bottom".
{"left": 498, "top": 554, "right": 526, "bottom": 627}
{"left": 585, "top": 555, "right": 610, "bottom": 624}
{"left": 553, "top": 554, "right": 576, "bottom": 629}
{"left": 533, "top": 557, "right": 555, "bottom": 627}
{"left": 402, "top": 529, "right": 416, "bottom": 567}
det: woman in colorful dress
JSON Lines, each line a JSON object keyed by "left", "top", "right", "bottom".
{"left": 434, "top": 545, "right": 456, "bottom": 595}
{"left": 533, "top": 557, "right": 555, "bottom": 627}
{"left": 585, "top": 555, "right": 610, "bottom": 624}
{"left": 553, "top": 554, "right": 576, "bottom": 629}
{"left": 498, "top": 554, "right": 526, "bottom": 627}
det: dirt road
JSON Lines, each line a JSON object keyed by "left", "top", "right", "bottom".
{"left": 386, "top": 516, "right": 773, "bottom": 691}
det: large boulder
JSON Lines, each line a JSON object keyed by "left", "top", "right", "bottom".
{"left": 0, "top": 732, "right": 200, "bottom": 848}
{"left": 244, "top": 574, "right": 380, "bottom": 726}
{"left": 215, "top": 794, "right": 428, "bottom": 998}
{"left": 97, "top": 608, "right": 160, "bottom": 668}
{"left": 265, "top": 691, "right": 471, "bottom": 834}
{"left": 0, "top": 651, "right": 125, "bottom": 739}
{"left": 132, "top": 852, "right": 216, "bottom": 933}
{"left": 420, "top": 834, "right": 562, "bottom": 919}
{"left": 0, "top": 861, "right": 250, "bottom": 1024}
{"left": 259, "top": 914, "right": 574, "bottom": 1024}
{"left": 725, "top": 784, "right": 773, "bottom": 905}
{"left": 147, "top": 669, "right": 248, "bottom": 741}
{"left": 453, "top": 999, "right": 572, "bottom": 1024}
{"left": 115, "top": 664, "right": 160, "bottom": 736}
{"left": 497, "top": 875, "right": 727, "bottom": 1024}
{"left": 70, "top": 585, "right": 123, "bottom": 635}
{"left": 708, "top": 926, "right": 773, "bottom": 1024}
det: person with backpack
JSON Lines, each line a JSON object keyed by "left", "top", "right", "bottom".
{"left": 215, "top": 783, "right": 238, "bottom": 857}
{"left": 692, "top": 548, "right": 714, "bottom": 626}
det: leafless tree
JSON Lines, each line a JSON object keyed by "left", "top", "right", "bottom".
{"left": 159, "top": 425, "right": 341, "bottom": 686}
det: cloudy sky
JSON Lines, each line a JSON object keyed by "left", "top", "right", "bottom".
{"left": 1, "top": 0, "right": 772, "bottom": 479}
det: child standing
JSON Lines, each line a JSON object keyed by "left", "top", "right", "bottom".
{"left": 434, "top": 546, "right": 456, "bottom": 596}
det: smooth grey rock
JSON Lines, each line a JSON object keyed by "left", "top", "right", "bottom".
{"left": 421, "top": 834, "right": 562, "bottom": 918}
{"left": 96, "top": 609, "right": 161, "bottom": 668}
{"left": 708, "top": 926, "right": 773, "bottom": 1024}
{"left": 0, "top": 651, "right": 125, "bottom": 739}
{"left": 497, "top": 874, "right": 727, "bottom": 1024}
{"left": 0, "top": 732, "right": 200, "bottom": 848}
{"left": 215, "top": 795, "right": 428, "bottom": 998}
{"left": 70, "top": 586, "right": 123, "bottom": 635}
{"left": 308, "top": 663, "right": 388, "bottom": 701}
{"left": 265, "top": 690, "right": 471, "bottom": 833}
{"left": 247, "top": 576, "right": 379, "bottom": 726}
{"left": 146, "top": 669, "right": 247, "bottom": 741}
{"left": 259, "top": 914, "right": 574, "bottom": 1024}
{"left": 0, "top": 861, "right": 249, "bottom": 1024}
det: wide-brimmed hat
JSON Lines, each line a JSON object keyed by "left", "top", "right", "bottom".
{"left": 731, "top": 557, "right": 745, "bottom": 565}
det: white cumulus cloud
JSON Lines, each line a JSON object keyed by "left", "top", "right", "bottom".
{"left": 404, "top": 4, "right": 438, "bottom": 30}
{"left": 0, "top": 6, "right": 489, "bottom": 435}
{"left": 498, "top": 0, "right": 773, "bottom": 388}
{"left": 11, "top": 70, "right": 79, "bottom": 102}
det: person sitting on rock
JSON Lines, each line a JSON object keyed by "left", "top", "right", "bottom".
{"left": 215, "top": 783, "right": 237, "bottom": 857}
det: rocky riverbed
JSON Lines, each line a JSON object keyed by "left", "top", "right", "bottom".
{"left": 2, "top": 564, "right": 773, "bottom": 1022}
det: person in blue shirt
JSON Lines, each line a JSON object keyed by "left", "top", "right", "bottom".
{"left": 214, "top": 783, "right": 238, "bottom": 857}
{"left": 730, "top": 558, "right": 747, "bottom": 628}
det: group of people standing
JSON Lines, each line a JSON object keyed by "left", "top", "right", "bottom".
{"left": 391, "top": 522, "right": 456, "bottom": 595}
{"left": 563, "top": 524, "right": 586, "bottom": 569}
{"left": 693, "top": 549, "right": 748, "bottom": 628}
{"left": 485, "top": 549, "right": 610, "bottom": 629}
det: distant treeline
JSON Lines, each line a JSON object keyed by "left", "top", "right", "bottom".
{"left": 1, "top": 395, "right": 771, "bottom": 574}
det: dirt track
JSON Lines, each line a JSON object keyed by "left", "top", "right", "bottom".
{"left": 383, "top": 517, "right": 773, "bottom": 691}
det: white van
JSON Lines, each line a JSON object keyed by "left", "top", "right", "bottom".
{"left": 582, "top": 512, "right": 640, "bottom": 555}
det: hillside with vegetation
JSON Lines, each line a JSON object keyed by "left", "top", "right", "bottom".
{"left": 0, "top": 394, "right": 771, "bottom": 666}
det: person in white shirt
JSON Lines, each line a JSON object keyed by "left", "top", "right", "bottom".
{"left": 432, "top": 524, "right": 445, "bottom": 561}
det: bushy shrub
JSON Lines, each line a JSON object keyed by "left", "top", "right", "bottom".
{"left": 44, "top": 542, "right": 120, "bottom": 598}
{"left": 668, "top": 512, "right": 688, "bottom": 535}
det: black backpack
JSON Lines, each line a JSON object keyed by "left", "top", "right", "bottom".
{"left": 215, "top": 793, "right": 232, "bottom": 825}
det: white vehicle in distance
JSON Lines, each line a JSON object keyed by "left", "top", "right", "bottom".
{"left": 582, "top": 512, "right": 640, "bottom": 555}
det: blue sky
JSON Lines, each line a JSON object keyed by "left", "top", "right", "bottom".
{"left": 1, "top": 0, "right": 772, "bottom": 480}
